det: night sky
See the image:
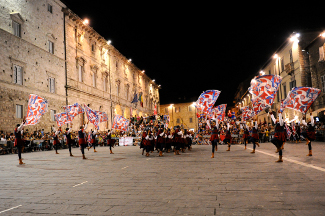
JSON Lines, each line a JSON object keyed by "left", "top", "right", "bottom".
{"left": 62, "top": 1, "right": 324, "bottom": 106}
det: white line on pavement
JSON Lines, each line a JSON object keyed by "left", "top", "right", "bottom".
{"left": 0, "top": 205, "right": 22, "bottom": 214}
{"left": 244, "top": 146, "right": 325, "bottom": 172}
{"left": 72, "top": 181, "right": 88, "bottom": 188}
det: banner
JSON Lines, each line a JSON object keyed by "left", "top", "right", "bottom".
{"left": 25, "top": 94, "right": 48, "bottom": 125}
{"left": 119, "top": 137, "right": 133, "bottom": 146}
{"left": 84, "top": 104, "right": 99, "bottom": 129}
{"left": 63, "top": 103, "right": 84, "bottom": 121}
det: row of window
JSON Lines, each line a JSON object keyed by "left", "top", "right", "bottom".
{"left": 164, "top": 106, "right": 194, "bottom": 113}
{"left": 13, "top": 65, "right": 55, "bottom": 93}
{"left": 175, "top": 118, "right": 194, "bottom": 124}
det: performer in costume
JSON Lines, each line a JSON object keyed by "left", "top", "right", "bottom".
{"left": 302, "top": 112, "right": 315, "bottom": 156}
{"left": 241, "top": 123, "right": 250, "bottom": 150}
{"left": 187, "top": 131, "right": 193, "bottom": 151}
{"left": 249, "top": 118, "right": 260, "bottom": 154}
{"left": 89, "top": 129, "right": 98, "bottom": 152}
{"left": 295, "top": 122, "right": 301, "bottom": 143}
{"left": 65, "top": 124, "right": 73, "bottom": 156}
{"left": 270, "top": 110, "right": 285, "bottom": 162}
{"left": 106, "top": 129, "right": 115, "bottom": 154}
{"left": 209, "top": 119, "right": 219, "bottom": 158}
{"left": 78, "top": 121, "right": 88, "bottom": 159}
{"left": 174, "top": 126, "right": 183, "bottom": 155}
{"left": 157, "top": 126, "right": 165, "bottom": 156}
{"left": 144, "top": 129, "right": 154, "bottom": 157}
{"left": 165, "top": 128, "right": 172, "bottom": 153}
{"left": 224, "top": 123, "right": 232, "bottom": 151}
{"left": 14, "top": 119, "right": 26, "bottom": 165}
{"left": 53, "top": 127, "right": 61, "bottom": 154}
{"left": 140, "top": 128, "right": 147, "bottom": 155}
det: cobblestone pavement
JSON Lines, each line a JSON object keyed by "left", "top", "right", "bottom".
{"left": 1, "top": 142, "right": 325, "bottom": 216}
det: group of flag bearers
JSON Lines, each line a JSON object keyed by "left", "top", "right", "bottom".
{"left": 14, "top": 119, "right": 116, "bottom": 164}
{"left": 208, "top": 108, "right": 316, "bottom": 163}
{"left": 139, "top": 125, "right": 193, "bottom": 157}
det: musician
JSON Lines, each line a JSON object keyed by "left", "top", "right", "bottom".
{"left": 270, "top": 110, "right": 285, "bottom": 162}
{"left": 65, "top": 124, "right": 73, "bottom": 156}
{"left": 106, "top": 129, "right": 115, "bottom": 154}
{"left": 209, "top": 119, "right": 219, "bottom": 158}
{"left": 78, "top": 122, "right": 88, "bottom": 159}
{"left": 53, "top": 127, "right": 61, "bottom": 154}
{"left": 14, "top": 119, "right": 26, "bottom": 165}
{"left": 186, "top": 130, "right": 193, "bottom": 151}
{"left": 302, "top": 112, "right": 315, "bottom": 156}
{"left": 165, "top": 128, "right": 172, "bottom": 153}
{"left": 249, "top": 118, "right": 260, "bottom": 154}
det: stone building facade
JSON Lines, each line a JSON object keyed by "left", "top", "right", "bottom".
{"left": 0, "top": 0, "right": 67, "bottom": 132}
{"left": 160, "top": 102, "right": 197, "bottom": 131}
{"left": 0, "top": 0, "right": 160, "bottom": 132}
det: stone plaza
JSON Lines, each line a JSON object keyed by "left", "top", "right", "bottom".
{"left": 1, "top": 142, "right": 325, "bottom": 216}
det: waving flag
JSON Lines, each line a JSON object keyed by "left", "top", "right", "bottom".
{"left": 97, "top": 111, "right": 108, "bottom": 123}
{"left": 214, "top": 104, "right": 227, "bottom": 121}
{"left": 131, "top": 93, "right": 138, "bottom": 103}
{"left": 63, "top": 103, "right": 84, "bottom": 121}
{"left": 112, "top": 114, "right": 130, "bottom": 131}
{"left": 25, "top": 94, "right": 48, "bottom": 125}
{"left": 284, "top": 123, "right": 292, "bottom": 139}
{"left": 195, "top": 90, "right": 221, "bottom": 114}
{"left": 84, "top": 104, "right": 99, "bottom": 130}
{"left": 249, "top": 75, "right": 282, "bottom": 114}
{"left": 138, "top": 92, "right": 143, "bottom": 107}
{"left": 280, "top": 87, "right": 321, "bottom": 113}
{"left": 241, "top": 106, "right": 254, "bottom": 121}
{"left": 54, "top": 112, "right": 71, "bottom": 127}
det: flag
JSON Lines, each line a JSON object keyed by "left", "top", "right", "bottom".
{"left": 25, "top": 94, "right": 48, "bottom": 125}
{"left": 97, "top": 111, "right": 108, "bottom": 123}
{"left": 241, "top": 106, "right": 254, "bottom": 121}
{"left": 249, "top": 75, "right": 282, "bottom": 115}
{"left": 112, "top": 114, "right": 130, "bottom": 131}
{"left": 154, "top": 103, "right": 157, "bottom": 115}
{"left": 54, "top": 112, "right": 71, "bottom": 127}
{"left": 131, "top": 93, "right": 138, "bottom": 103}
{"left": 284, "top": 123, "right": 292, "bottom": 139}
{"left": 138, "top": 92, "right": 143, "bottom": 107}
{"left": 280, "top": 87, "right": 321, "bottom": 113}
{"left": 214, "top": 104, "right": 227, "bottom": 121}
{"left": 63, "top": 103, "right": 84, "bottom": 121}
{"left": 195, "top": 90, "right": 221, "bottom": 114}
{"left": 84, "top": 104, "right": 99, "bottom": 130}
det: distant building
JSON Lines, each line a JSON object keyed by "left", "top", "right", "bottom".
{"left": 233, "top": 31, "right": 324, "bottom": 123}
{"left": 160, "top": 102, "right": 197, "bottom": 131}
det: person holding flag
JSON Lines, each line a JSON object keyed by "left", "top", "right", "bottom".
{"left": 249, "top": 117, "right": 260, "bottom": 154}
{"left": 88, "top": 129, "right": 98, "bottom": 153}
{"left": 270, "top": 110, "right": 285, "bottom": 162}
{"left": 78, "top": 121, "right": 89, "bottom": 159}
{"left": 52, "top": 127, "right": 62, "bottom": 154}
{"left": 106, "top": 129, "right": 115, "bottom": 154}
{"left": 14, "top": 118, "right": 26, "bottom": 165}
{"left": 209, "top": 119, "right": 219, "bottom": 158}
{"left": 302, "top": 111, "right": 315, "bottom": 156}
{"left": 64, "top": 123, "right": 74, "bottom": 156}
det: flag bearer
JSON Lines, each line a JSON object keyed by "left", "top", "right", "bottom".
{"left": 302, "top": 111, "right": 315, "bottom": 156}
{"left": 270, "top": 110, "right": 285, "bottom": 162}
{"left": 78, "top": 121, "right": 88, "bottom": 159}
{"left": 14, "top": 119, "right": 26, "bottom": 165}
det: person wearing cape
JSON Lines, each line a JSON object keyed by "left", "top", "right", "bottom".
{"left": 249, "top": 117, "right": 260, "bottom": 154}
{"left": 78, "top": 121, "right": 88, "bottom": 159}
{"left": 106, "top": 129, "right": 115, "bottom": 154}
{"left": 52, "top": 127, "right": 62, "bottom": 154}
{"left": 209, "top": 118, "right": 219, "bottom": 158}
{"left": 14, "top": 119, "right": 26, "bottom": 165}
{"left": 270, "top": 110, "right": 285, "bottom": 162}
{"left": 65, "top": 124, "right": 73, "bottom": 156}
{"left": 302, "top": 111, "right": 315, "bottom": 156}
